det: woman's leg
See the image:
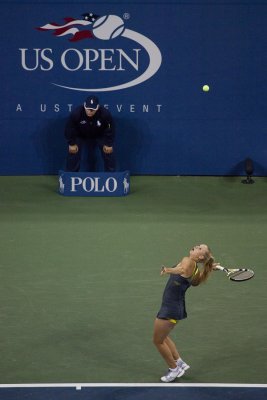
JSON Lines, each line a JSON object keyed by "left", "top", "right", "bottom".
{"left": 165, "top": 335, "right": 190, "bottom": 370}
{"left": 153, "top": 318, "right": 177, "bottom": 369}
{"left": 164, "top": 336, "right": 180, "bottom": 361}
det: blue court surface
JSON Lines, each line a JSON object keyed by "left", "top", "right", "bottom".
{"left": 0, "top": 384, "right": 266, "bottom": 400}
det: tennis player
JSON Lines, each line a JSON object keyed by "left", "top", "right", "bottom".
{"left": 153, "top": 244, "right": 216, "bottom": 382}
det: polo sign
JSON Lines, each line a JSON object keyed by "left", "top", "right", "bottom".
{"left": 59, "top": 170, "right": 130, "bottom": 196}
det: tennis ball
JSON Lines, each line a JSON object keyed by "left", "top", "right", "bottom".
{"left": 203, "top": 85, "right": 210, "bottom": 92}
{"left": 93, "top": 15, "right": 125, "bottom": 40}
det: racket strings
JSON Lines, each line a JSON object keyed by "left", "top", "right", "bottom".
{"left": 228, "top": 270, "right": 254, "bottom": 281}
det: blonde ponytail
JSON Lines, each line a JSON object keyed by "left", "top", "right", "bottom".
{"left": 191, "top": 255, "right": 214, "bottom": 287}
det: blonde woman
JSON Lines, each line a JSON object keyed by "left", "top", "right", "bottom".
{"left": 153, "top": 244, "right": 216, "bottom": 382}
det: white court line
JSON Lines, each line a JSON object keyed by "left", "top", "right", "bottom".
{"left": 0, "top": 383, "right": 267, "bottom": 388}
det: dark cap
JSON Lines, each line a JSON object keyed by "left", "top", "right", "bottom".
{"left": 84, "top": 95, "right": 99, "bottom": 110}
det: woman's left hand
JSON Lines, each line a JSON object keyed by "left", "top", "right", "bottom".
{"left": 160, "top": 266, "right": 167, "bottom": 275}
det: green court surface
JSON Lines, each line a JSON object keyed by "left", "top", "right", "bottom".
{"left": 0, "top": 176, "right": 266, "bottom": 384}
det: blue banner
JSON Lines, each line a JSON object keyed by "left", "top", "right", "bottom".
{"left": 59, "top": 170, "right": 130, "bottom": 196}
{"left": 0, "top": 385, "right": 267, "bottom": 400}
{"left": 1, "top": 1, "right": 267, "bottom": 175}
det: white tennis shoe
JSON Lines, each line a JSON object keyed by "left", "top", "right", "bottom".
{"left": 160, "top": 366, "right": 184, "bottom": 382}
{"left": 177, "top": 359, "right": 190, "bottom": 371}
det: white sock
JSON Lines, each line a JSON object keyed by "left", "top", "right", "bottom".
{"left": 176, "top": 358, "right": 183, "bottom": 366}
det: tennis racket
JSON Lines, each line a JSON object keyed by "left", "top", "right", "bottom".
{"left": 215, "top": 265, "right": 254, "bottom": 281}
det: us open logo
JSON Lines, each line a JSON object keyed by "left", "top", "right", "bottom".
{"left": 20, "top": 12, "right": 162, "bottom": 92}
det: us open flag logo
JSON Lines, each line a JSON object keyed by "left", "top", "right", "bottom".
{"left": 36, "top": 13, "right": 100, "bottom": 42}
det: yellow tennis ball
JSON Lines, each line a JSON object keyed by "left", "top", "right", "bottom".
{"left": 203, "top": 85, "right": 210, "bottom": 92}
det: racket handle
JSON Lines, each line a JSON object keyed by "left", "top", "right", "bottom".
{"left": 214, "top": 265, "right": 226, "bottom": 271}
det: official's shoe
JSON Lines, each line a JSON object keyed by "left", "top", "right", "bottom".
{"left": 160, "top": 366, "right": 184, "bottom": 382}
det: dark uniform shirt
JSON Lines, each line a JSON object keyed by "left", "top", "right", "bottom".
{"left": 157, "top": 264, "right": 198, "bottom": 321}
{"left": 65, "top": 105, "right": 115, "bottom": 147}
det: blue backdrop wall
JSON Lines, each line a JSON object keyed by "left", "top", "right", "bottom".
{"left": 1, "top": 0, "right": 267, "bottom": 175}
